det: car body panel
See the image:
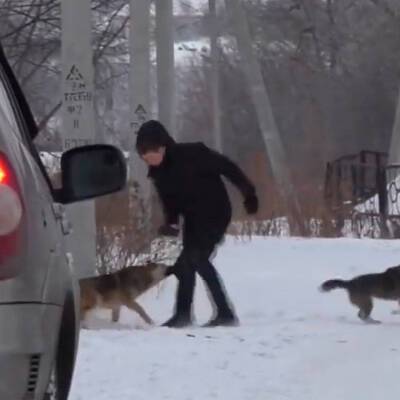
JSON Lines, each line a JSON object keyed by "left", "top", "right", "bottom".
{"left": 0, "top": 36, "right": 126, "bottom": 399}
{"left": 0, "top": 122, "right": 68, "bottom": 305}
{"left": 0, "top": 304, "right": 61, "bottom": 399}
{"left": 0, "top": 43, "right": 75, "bottom": 400}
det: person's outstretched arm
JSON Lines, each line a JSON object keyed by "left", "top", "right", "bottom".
{"left": 198, "top": 143, "right": 259, "bottom": 214}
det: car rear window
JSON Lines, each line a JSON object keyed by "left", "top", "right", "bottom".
{"left": 0, "top": 64, "right": 54, "bottom": 192}
{"left": 0, "top": 71, "right": 21, "bottom": 139}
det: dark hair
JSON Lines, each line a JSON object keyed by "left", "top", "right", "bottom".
{"left": 135, "top": 120, "right": 175, "bottom": 155}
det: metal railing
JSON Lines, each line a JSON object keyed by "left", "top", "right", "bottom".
{"left": 323, "top": 151, "right": 400, "bottom": 238}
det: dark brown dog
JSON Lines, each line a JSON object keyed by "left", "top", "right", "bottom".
{"left": 79, "top": 263, "right": 173, "bottom": 327}
{"left": 320, "top": 265, "right": 400, "bottom": 323}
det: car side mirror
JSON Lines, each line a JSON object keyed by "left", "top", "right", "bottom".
{"left": 55, "top": 144, "right": 127, "bottom": 204}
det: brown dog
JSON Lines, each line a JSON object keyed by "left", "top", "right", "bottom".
{"left": 320, "top": 265, "right": 400, "bottom": 323}
{"left": 79, "top": 263, "right": 173, "bottom": 327}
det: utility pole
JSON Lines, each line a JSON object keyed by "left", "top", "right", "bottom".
{"left": 129, "top": 0, "right": 152, "bottom": 195}
{"left": 389, "top": 87, "right": 400, "bottom": 165}
{"left": 61, "top": 0, "right": 97, "bottom": 277}
{"left": 129, "top": 0, "right": 153, "bottom": 252}
{"left": 155, "top": 0, "right": 176, "bottom": 135}
{"left": 225, "top": 0, "right": 305, "bottom": 235}
{"left": 209, "top": 0, "right": 223, "bottom": 152}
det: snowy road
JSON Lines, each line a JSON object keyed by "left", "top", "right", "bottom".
{"left": 70, "top": 237, "right": 400, "bottom": 400}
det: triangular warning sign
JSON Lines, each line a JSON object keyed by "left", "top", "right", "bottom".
{"left": 66, "top": 65, "right": 84, "bottom": 81}
{"left": 134, "top": 104, "right": 147, "bottom": 116}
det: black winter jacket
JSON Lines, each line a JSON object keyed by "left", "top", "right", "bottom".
{"left": 149, "top": 142, "right": 256, "bottom": 248}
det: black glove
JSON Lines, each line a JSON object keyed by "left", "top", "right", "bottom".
{"left": 244, "top": 193, "right": 259, "bottom": 215}
{"left": 158, "top": 224, "right": 180, "bottom": 237}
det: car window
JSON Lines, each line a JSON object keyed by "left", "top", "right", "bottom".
{"left": 0, "top": 73, "right": 22, "bottom": 139}
{"left": 0, "top": 64, "right": 55, "bottom": 192}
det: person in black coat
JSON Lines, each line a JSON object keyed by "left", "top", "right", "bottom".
{"left": 136, "top": 120, "right": 258, "bottom": 328}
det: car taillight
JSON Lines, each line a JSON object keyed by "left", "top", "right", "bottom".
{"left": 0, "top": 152, "right": 23, "bottom": 262}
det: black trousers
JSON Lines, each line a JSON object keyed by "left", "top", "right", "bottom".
{"left": 170, "top": 242, "right": 234, "bottom": 318}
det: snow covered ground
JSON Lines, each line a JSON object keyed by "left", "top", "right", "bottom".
{"left": 70, "top": 237, "right": 400, "bottom": 400}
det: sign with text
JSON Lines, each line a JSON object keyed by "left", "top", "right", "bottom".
{"left": 62, "top": 62, "right": 95, "bottom": 149}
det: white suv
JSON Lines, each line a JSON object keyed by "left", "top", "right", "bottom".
{"left": 0, "top": 43, "right": 126, "bottom": 399}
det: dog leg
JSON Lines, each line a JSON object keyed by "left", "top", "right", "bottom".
{"left": 357, "top": 303, "right": 380, "bottom": 324}
{"left": 80, "top": 320, "right": 90, "bottom": 329}
{"left": 80, "top": 309, "right": 90, "bottom": 329}
{"left": 351, "top": 294, "right": 381, "bottom": 324}
{"left": 124, "top": 299, "right": 154, "bottom": 325}
{"left": 391, "top": 300, "right": 400, "bottom": 315}
{"left": 359, "top": 314, "right": 381, "bottom": 324}
{"left": 111, "top": 306, "right": 120, "bottom": 322}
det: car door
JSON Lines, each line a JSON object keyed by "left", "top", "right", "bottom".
{"left": 0, "top": 52, "right": 68, "bottom": 305}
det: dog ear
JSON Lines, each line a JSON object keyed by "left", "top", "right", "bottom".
{"left": 386, "top": 266, "right": 400, "bottom": 275}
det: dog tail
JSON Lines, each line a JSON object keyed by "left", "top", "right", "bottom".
{"left": 320, "top": 279, "right": 349, "bottom": 292}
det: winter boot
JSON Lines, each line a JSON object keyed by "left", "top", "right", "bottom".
{"left": 161, "top": 266, "right": 195, "bottom": 328}
{"left": 197, "top": 260, "right": 238, "bottom": 327}
{"left": 203, "top": 312, "right": 239, "bottom": 328}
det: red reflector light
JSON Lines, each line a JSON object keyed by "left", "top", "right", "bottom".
{"left": 0, "top": 166, "right": 5, "bottom": 183}
{"left": 0, "top": 155, "right": 22, "bottom": 234}
{"left": 0, "top": 153, "right": 23, "bottom": 266}
{"left": 0, "top": 184, "right": 22, "bottom": 235}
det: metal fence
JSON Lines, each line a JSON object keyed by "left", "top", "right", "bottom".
{"left": 324, "top": 150, "right": 400, "bottom": 238}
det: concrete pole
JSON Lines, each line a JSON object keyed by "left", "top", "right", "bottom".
{"left": 209, "top": 0, "right": 223, "bottom": 152}
{"left": 61, "top": 0, "right": 97, "bottom": 277}
{"left": 155, "top": 0, "right": 176, "bottom": 136}
{"left": 389, "top": 87, "right": 400, "bottom": 165}
{"left": 129, "top": 0, "right": 153, "bottom": 252}
{"left": 225, "top": 0, "right": 305, "bottom": 235}
{"left": 129, "top": 0, "right": 151, "bottom": 195}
